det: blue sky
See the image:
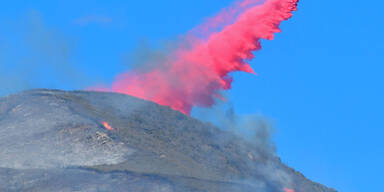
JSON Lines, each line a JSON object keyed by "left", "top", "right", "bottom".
{"left": 0, "top": 1, "right": 383, "bottom": 191}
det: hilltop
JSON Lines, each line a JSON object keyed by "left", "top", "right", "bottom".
{"left": 0, "top": 89, "right": 337, "bottom": 192}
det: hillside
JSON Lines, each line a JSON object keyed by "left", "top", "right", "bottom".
{"left": 0, "top": 89, "right": 337, "bottom": 192}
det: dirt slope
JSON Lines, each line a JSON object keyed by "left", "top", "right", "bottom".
{"left": 0, "top": 89, "right": 337, "bottom": 192}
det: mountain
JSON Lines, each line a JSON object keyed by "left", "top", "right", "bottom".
{"left": 0, "top": 89, "right": 337, "bottom": 192}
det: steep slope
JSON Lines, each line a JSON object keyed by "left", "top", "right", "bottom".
{"left": 0, "top": 89, "right": 337, "bottom": 192}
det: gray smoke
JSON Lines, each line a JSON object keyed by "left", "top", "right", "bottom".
{"left": 193, "top": 104, "right": 295, "bottom": 191}
{"left": 228, "top": 113, "right": 295, "bottom": 191}
{"left": 121, "top": 39, "right": 180, "bottom": 73}
{"left": 0, "top": 11, "right": 87, "bottom": 96}
{"left": 193, "top": 102, "right": 276, "bottom": 153}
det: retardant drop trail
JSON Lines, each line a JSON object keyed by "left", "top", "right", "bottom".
{"left": 94, "top": 0, "right": 299, "bottom": 114}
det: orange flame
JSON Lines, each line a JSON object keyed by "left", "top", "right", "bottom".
{"left": 284, "top": 188, "right": 295, "bottom": 192}
{"left": 102, "top": 121, "right": 114, "bottom": 131}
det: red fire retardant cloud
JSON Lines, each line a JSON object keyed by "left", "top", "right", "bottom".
{"left": 99, "top": 0, "right": 299, "bottom": 114}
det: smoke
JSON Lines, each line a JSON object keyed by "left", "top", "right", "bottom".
{"left": 193, "top": 102, "right": 276, "bottom": 154}
{"left": 92, "top": 0, "right": 299, "bottom": 114}
{"left": 121, "top": 39, "right": 174, "bottom": 73}
{"left": 192, "top": 97, "right": 302, "bottom": 191}
{"left": 241, "top": 114, "right": 277, "bottom": 154}
{"left": 106, "top": 1, "right": 300, "bottom": 187}
{"left": 233, "top": 114, "right": 296, "bottom": 192}
{"left": 0, "top": 11, "right": 87, "bottom": 96}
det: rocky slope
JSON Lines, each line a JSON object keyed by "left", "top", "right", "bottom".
{"left": 0, "top": 89, "right": 337, "bottom": 192}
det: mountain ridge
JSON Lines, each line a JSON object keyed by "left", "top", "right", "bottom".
{"left": 0, "top": 89, "right": 337, "bottom": 192}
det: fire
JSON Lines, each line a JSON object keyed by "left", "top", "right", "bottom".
{"left": 91, "top": 0, "right": 299, "bottom": 114}
{"left": 284, "top": 188, "right": 295, "bottom": 192}
{"left": 102, "top": 121, "right": 114, "bottom": 131}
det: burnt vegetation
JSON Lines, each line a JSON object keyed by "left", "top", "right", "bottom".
{"left": 0, "top": 89, "right": 337, "bottom": 192}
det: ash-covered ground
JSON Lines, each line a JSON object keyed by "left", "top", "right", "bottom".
{"left": 0, "top": 89, "right": 337, "bottom": 192}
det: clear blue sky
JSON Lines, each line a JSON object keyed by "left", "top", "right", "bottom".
{"left": 0, "top": 1, "right": 382, "bottom": 191}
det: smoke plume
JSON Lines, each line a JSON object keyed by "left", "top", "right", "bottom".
{"left": 0, "top": 12, "right": 87, "bottom": 96}
{"left": 94, "top": 0, "right": 299, "bottom": 114}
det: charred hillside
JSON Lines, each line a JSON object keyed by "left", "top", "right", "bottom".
{"left": 0, "top": 89, "right": 337, "bottom": 192}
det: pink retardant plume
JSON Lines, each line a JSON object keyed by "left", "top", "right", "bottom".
{"left": 96, "top": 0, "right": 299, "bottom": 114}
